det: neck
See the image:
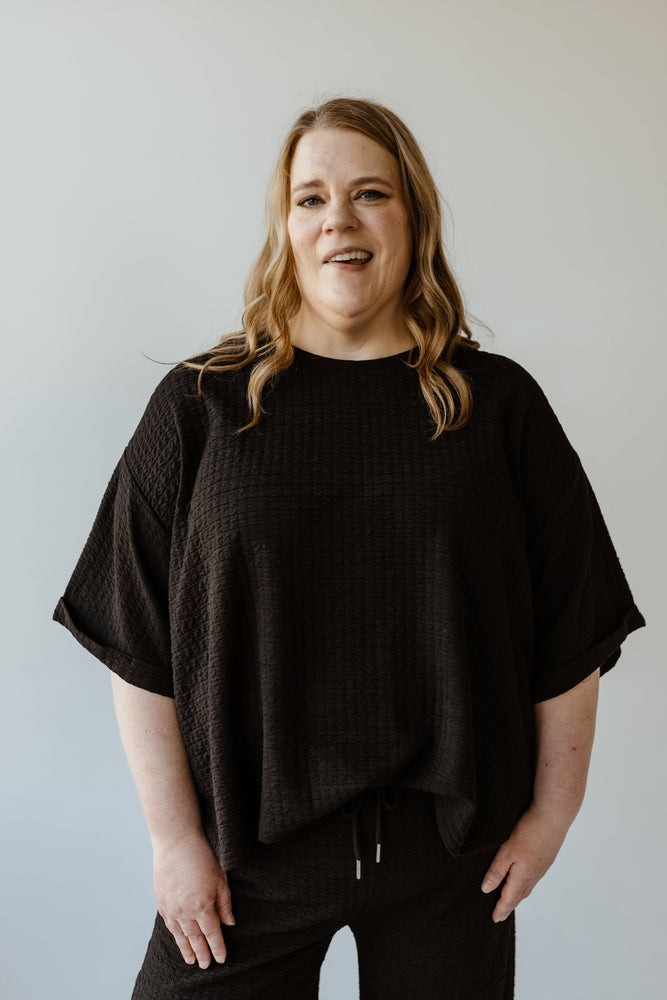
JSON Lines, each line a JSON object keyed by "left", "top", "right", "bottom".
{"left": 287, "top": 314, "right": 413, "bottom": 361}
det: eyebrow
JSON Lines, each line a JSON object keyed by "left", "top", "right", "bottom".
{"left": 291, "top": 175, "right": 395, "bottom": 196}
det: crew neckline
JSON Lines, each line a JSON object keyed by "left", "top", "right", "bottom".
{"left": 291, "top": 344, "right": 417, "bottom": 371}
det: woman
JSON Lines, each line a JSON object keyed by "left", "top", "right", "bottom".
{"left": 53, "top": 97, "right": 646, "bottom": 999}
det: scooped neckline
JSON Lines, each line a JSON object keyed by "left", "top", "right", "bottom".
{"left": 291, "top": 343, "right": 417, "bottom": 371}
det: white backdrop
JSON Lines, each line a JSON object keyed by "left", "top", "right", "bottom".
{"left": 1, "top": 1, "right": 663, "bottom": 997}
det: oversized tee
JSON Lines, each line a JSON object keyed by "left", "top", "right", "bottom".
{"left": 52, "top": 341, "right": 646, "bottom": 871}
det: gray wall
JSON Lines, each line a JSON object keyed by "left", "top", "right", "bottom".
{"left": 2, "top": 0, "right": 663, "bottom": 996}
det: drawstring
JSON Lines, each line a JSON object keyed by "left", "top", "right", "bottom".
{"left": 344, "top": 792, "right": 364, "bottom": 880}
{"left": 342, "top": 785, "right": 401, "bottom": 880}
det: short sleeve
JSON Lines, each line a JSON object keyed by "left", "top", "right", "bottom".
{"left": 51, "top": 371, "right": 184, "bottom": 697}
{"left": 521, "top": 380, "right": 646, "bottom": 703}
{"left": 52, "top": 453, "right": 173, "bottom": 696}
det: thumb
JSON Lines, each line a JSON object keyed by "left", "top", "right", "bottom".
{"left": 216, "top": 877, "right": 237, "bottom": 927}
{"left": 481, "top": 845, "right": 511, "bottom": 894}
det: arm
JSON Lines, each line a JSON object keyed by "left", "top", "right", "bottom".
{"left": 481, "top": 667, "right": 600, "bottom": 922}
{"left": 110, "top": 673, "right": 236, "bottom": 967}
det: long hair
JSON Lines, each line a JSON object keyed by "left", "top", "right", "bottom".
{"left": 171, "top": 96, "right": 492, "bottom": 439}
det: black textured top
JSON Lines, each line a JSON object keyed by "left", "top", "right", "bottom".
{"left": 52, "top": 342, "right": 646, "bottom": 870}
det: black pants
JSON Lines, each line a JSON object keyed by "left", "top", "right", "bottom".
{"left": 132, "top": 785, "right": 515, "bottom": 999}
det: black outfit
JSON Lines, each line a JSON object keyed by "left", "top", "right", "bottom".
{"left": 52, "top": 341, "right": 646, "bottom": 998}
{"left": 133, "top": 785, "right": 515, "bottom": 1000}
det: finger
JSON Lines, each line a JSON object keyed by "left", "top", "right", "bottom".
{"left": 481, "top": 849, "right": 511, "bottom": 894}
{"left": 217, "top": 880, "right": 237, "bottom": 927}
{"left": 180, "top": 920, "right": 213, "bottom": 969}
{"left": 492, "top": 871, "right": 532, "bottom": 923}
{"left": 166, "top": 919, "right": 197, "bottom": 965}
{"left": 198, "top": 915, "right": 228, "bottom": 965}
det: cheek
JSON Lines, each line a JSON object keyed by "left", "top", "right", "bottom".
{"left": 383, "top": 214, "right": 412, "bottom": 264}
{"left": 397, "top": 216, "right": 413, "bottom": 261}
{"left": 288, "top": 226, "right": 316, "bottom": 272}
{"left": 386, "top": 236, "right": 413, "bottom": 282}
{"left": 397, "top": 229, "right": 413, "bottom": 278}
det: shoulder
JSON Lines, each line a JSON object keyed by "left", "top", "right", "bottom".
{"left": 128, "top": 350, "right": 245, "bottom": 442}
{"left": 124, "top": 361, "right": 200, "bottom": 461}
{"left": 452, "top": 344, "right": 544, "bottom": 408}
{"left": 123, "top": 351, "right": 250, "bottom": 518}
{"left": 453, "top": 343, "right": 535, "bottom": 383}
{"left": 139, "top": 351, "right": 219, "bottom": 415}
{"left": 121, "top": 354, "right": 213, "bottom": 523}
{"left": 451, "top": 345, "right": 576, "bottom": 461}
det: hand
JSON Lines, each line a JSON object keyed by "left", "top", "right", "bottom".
{"left": 152, "top": 830, "right": 237, "bottom": 968}
{"left": 481, "top": 802, "right": 570, "bottom": 923}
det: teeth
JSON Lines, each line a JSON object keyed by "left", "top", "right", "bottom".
{"left": 327, "top": 251, "right": 372, "bottom": 262}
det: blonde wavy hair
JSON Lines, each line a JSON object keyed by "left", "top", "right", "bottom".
{"left": 172, "top": 96, "right": 492, "bottom": 438}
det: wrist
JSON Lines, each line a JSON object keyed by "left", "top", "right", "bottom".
{"left": 528, "top": 797, "right": 580, "bottom": 834}
{"left": 150, "top": 824, "right": 207, "bottom": 854}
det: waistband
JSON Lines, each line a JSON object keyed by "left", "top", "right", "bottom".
{"left": 342, "top": 785, "right": 401, "bottom": 880}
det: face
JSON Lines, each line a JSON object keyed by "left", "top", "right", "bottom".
{"left": 286, "top": 128, "right": 413, "bottom": 338}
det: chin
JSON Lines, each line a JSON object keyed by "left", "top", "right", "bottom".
{"left": 324, "top": 300, "right": 372, "bottom": 319}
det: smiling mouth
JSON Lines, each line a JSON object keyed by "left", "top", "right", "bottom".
{"left": 325, "top": 255, "right": 373, "bottom": 270}
{"left": 324, "top": 249, "right": 374, "bottom": 267}
{"left": 326, "top": 260, "right": 372, "bottom": 270}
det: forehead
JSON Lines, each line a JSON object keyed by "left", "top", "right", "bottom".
{"left": 289, "top": 128, "right": 399, "bottom": 186}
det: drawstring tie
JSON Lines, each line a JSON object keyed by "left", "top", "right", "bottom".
{"left": 342, "top": 785, "right": 401, "bottom": 880}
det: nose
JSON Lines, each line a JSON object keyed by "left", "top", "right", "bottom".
{"left": 322, "top": 196, "right": 360, "bottom": 233}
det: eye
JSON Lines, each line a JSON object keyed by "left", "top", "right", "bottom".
{"left": 296, "top": 189, "right": 387, "bottom": 208}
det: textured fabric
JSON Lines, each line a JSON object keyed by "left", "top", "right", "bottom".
{"left": 52, "top": 342, "right": 647, "bottom": 872}
{"left": 131, "top": 784, "right": 515, "bottom": 1000}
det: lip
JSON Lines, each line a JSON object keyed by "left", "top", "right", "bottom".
{"left": 322, "top": 246, "right": 374, "bottom": 264}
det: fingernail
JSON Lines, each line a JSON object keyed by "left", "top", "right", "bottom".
{"left": 481, "top": 881, "right": 492, "bottom": 893}
{"left": 227, "top": 916, "right": 236, "bottom": 925}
